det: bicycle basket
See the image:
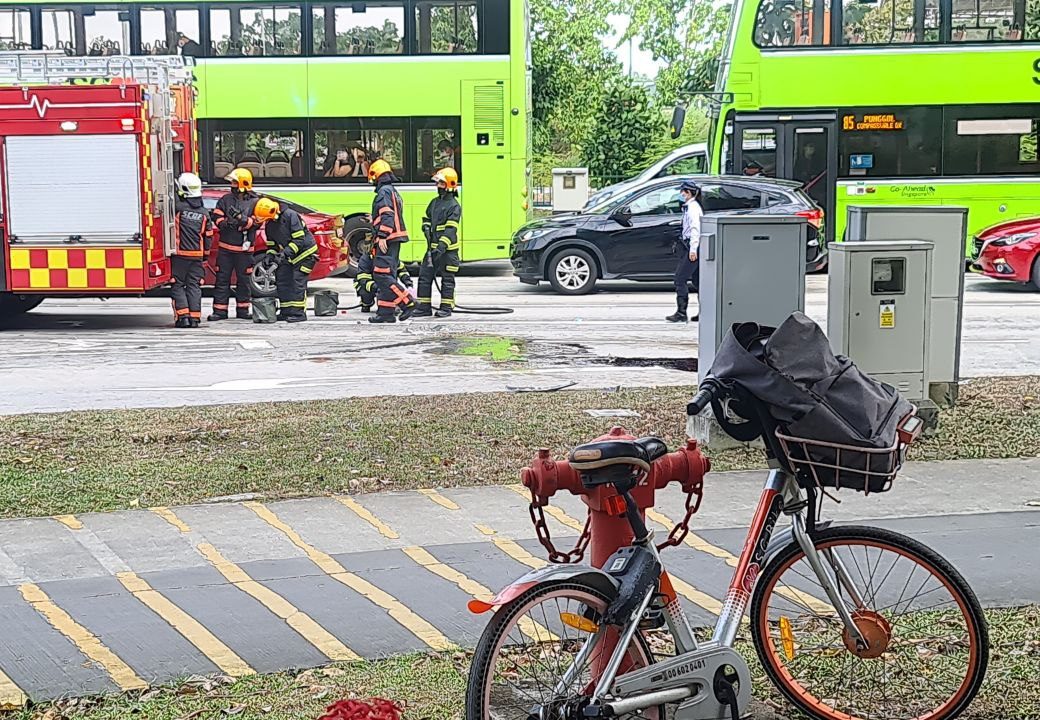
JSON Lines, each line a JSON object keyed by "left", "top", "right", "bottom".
{"left": 776, "top": 413, "right": 923, "bottom": 495}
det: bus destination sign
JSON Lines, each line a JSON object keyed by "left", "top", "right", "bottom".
{"left": 842, "top": 113, "right": 905, "bottom": 131}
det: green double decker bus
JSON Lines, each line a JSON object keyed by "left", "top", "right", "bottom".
{"left": 707, "top": 0, "right": 1040, "bottom": 255}
{"left": 0, "top": 0, "right": 530, "bottom": 263}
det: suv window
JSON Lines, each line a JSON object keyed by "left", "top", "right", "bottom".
{"left": 764, "top": 191, "right": 791, "bottom": 207}
{"left": 627, "top": 185, "right": 681, "bottom": 216}
{"left": 701, "top": 183, "right": 763, "bottom": 212}
{"left": 660, "top": 154, "right": 707, "bottom": 176}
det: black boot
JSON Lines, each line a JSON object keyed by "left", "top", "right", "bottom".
{"left": 286, "top": 313, "right": 307, "bottom": 324}
{"left": 174, "top": 316, "right": 190, "bottom": 328}
{"left": 236, "top": 311, "right": 253, "bottom": 320}
{"left": 665, "top": 299, "right": 688, "bottom": 323}
{"left": 360, "top": 304, "right": 372, "bottom": 314}
{"left": 368, "top": 314, "right": 397, "bottom": 324}
{"left": 413, "top": 305, "right": 433, "bottom": 318}
{"left": 207, "top": 312, "right": 227, "bottom": 322}
{"left": 435, "top": 307, "right": 453, "bottom": 318}
{"left": 188, "top": 318, "right": 201, "bottom": 328}
{"left": 399, "top": 302, "right": 416, "bottom": 321}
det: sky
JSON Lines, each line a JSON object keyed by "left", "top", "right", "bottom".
{"left": 607, "top": 14, "right": 663, "bottom": 79}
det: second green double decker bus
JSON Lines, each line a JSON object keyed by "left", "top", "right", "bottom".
{"left": 707, "top": 0, "right": 1040, "bottom": 255}
{"left": 0, "top": 0, "right": 531, "bottom": 263}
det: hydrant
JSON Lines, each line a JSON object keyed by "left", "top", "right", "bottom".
{"left": 520, "top": 427, "right": 710, "bottom": 569}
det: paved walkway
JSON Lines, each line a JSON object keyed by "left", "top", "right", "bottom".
{"left": 0, "top": 457, "right": 1038, "bottom": 707}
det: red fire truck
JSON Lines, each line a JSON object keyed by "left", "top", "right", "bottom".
{"left": 0, "top": 53, "right": 197, "bottom": 320}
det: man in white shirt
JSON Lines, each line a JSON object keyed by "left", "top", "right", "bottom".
{"left": 667, "top": 180, "right": 703, "bottom": 323}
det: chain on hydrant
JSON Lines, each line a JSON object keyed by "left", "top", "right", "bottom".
{"left": 520, "top": 427, "right": 709, "bottom": 568}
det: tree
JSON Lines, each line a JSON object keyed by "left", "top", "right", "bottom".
{"left": 582, "top": 79, "right": 666, "bottom": 185}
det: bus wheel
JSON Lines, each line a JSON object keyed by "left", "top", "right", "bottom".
{"left": 0, "top": 293, "right": 44, "bottom": 319}
{"left": 342, "top": 216, "right": 374, "bottom": 279}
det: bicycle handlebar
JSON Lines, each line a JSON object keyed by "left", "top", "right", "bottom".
{"left": 686, "top": 378, "right": 723, "bottom": 416}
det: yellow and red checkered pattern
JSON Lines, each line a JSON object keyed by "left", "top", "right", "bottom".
{"left": 8, "top": 247, "right": 145, "bottom": 291}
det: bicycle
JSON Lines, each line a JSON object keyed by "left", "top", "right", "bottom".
{"left": 465, "top": 377, "right": 989, "bottom": 720}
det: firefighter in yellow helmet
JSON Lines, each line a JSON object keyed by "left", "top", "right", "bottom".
{"left": 415, "top": 167, "right": 461, "bottom": 318}
{"left": 366, "top": 158, "right": 415, "bottom": 323}
{"left": 252, "top": 197, "right": 317, "bottom": 323}
{"left": 209, "top": 168, "right": 259, "bottom": 321}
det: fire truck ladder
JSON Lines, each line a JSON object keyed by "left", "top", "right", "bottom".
{"left": 0, "top": 52, "right": 194, "bottom": 256}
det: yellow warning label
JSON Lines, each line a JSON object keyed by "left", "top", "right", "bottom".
{"left": 880, "top": 301, "right": 896, "bottom": 329}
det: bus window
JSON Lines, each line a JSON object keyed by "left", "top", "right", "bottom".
{"left": 42, "top": 9, "right": 79, "bottom": 53}
{"left": 839, "top": 107, "right": 941, "bottom": 176}
{"left": 0, "top": 9, "right": 31, "bottom": 50}
{"left": 416, "top": 124, "right": 460, "bottom": 179}
{"left": 314, "top": 126, "right": 404, "bottom": 182}
{"left": 944, "top": 110, "right": 1040, "bottom": 175}
{"left": 841, "top": 0, "right": 912, "bottom": 44}
{"left": 140, "top": 7, "right": 201, "bottom": 56}
{"left": 83, "top": 8, "right": 131, "bottom": 56}
{"left": 209, "top": 5, "right": 302, "bottom": 56}
{"left": 951, "top": 0, "right": 1018, "bottom": 41}
{"left": 415, "top": 0, "right": 478, "bottom": 53}
{"left": 312, "top": 3, "right": 405, "bottom": 55}
{"left": 754, "top": 0, "right": 831, "bottom": 46}
{"left": 210, "top": 128, "right": 305, "bottom": 182}
{"left": 741, "top": 128, "right": 777, "bottom": 176}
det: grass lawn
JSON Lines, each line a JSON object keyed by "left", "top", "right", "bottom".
{"left": 16, "top": 605, "right": 1040, "bottom": 720}
{"left": 1, "top": 377, "right": 1038, "bottom": 519}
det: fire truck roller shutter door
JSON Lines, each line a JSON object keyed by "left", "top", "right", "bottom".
{"left": 5, "top": 135, "right": 143, "bottom": 243}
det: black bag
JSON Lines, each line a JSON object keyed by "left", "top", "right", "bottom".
{"left": 709, "top": 312, "right": 915, "bottom": 493}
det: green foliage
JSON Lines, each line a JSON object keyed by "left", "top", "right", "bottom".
{"left": 582, "top": 79, "right": 667, "bottom": 185}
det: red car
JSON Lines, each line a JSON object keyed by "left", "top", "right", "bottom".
{"left": 972, "top": 217, "right": 1040, "bottom": 290}
{"left": 201, "top": 189, "right": 350, "bottom": 294}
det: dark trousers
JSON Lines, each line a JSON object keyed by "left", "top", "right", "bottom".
{"left": 417, "top": 248, "right": 459, "bottom": 309}
{"left": 374, "top": 242, "right": 412, "bottom": 318}
{"left": 170, "top": 256, "right": 203, "bottom": 320}
{"left": 674, "top": 251, "right": 700, "bottom": 303}
{"left": 276, "top": 257, "right": 314, "bottom": 318}
{"left": 212, "top": 248, "right": 253, "bottom": 316}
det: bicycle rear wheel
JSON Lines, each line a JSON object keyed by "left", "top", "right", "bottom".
{"left": 750, "top": 525, "right": 988, "bottom": 720}
{"left": 465, "top": 580, "right": 662, "bottom": 720}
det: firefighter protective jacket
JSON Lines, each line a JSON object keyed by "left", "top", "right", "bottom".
{"left": 371, "top": 174, "right": 409, "bottom": 244}
{"left": 422, "top": 192, "right": 461, "bottom": 252}
{"left": 264, "top": 206, "right": 317, "bottom": 265}
{"left": 212, "top": 190, "right": 260, "bottom": 251}
{"left": 173, "top": 196, "right": 211, "bottom": 258}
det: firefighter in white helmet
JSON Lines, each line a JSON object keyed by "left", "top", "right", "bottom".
{"left": 170, "top": 172, "right": 211, "bottom": 328}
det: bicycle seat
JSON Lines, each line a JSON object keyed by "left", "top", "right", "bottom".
{"left": 569, "top": 437, "right": 668, "bottom": 486}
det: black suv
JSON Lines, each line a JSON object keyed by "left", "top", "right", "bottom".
{"left": 512, "top": 175, "right": 826, "bottom": 295}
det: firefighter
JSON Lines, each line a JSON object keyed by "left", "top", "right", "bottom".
{"left": 415, "top": 168, "right": 461, "bottom": 318}
{"left": 252, "top": 197, "right": 317, "bottom": 323}
{"left": 367, "top": 159, "right": 415, "bottom": 323}
{"left": 667, "top": 180, "right": 703, "bottom": 323}
{"left": 170, "top": 172, "right": 210, "bottom": 328}
{"left": 208, "top": 168, "right": 259, "bottom": 321}
{"left": 354, "top": 249, "right": 413, "bottom": 313}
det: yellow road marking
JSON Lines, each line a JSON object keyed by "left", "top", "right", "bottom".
{"left": 244, "top": 502, "right": 452, "bottom": 651}
{"left": 417, "top": 488, "right": 460, "bottom": 511}
{"left": 196, "top": 543, "right": 358, "bottom": 662}
{"left": 335, "top": 496, "right": 400, "bottom": 539}
{"left": 53, "top": 515, "right": 83, "bottom": 530}
{"left": 648, "top": 509, "right": 833, "bottom": 616}
{"left": 474, "top": 524, "right": 497, "bottom": 536}
{"left": 666, "top": 575, "right": 723, "bottom": 615}
{"left": 507, "top": 484, "right": 585, "bottom": 531}
{"left": 403, "top": 546, "right": 556, "bottom": 642}
{"left": 151, "top": 507, "right": 191, "bottom": 534}
{"left": 0, "top": 669, "right": 26, "bottom": 710}
{"left": 116, "top": 572, "right": 253, "bottom": 677}
{"left": 19, "top": 583, "right": 146, "bottom": 691}
{"left": 489, "top": 536, "right": 547, "bottom": 569}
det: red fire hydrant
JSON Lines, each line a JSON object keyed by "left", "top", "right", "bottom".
{"left": 521, "top": 427, "right": 710, "bottom": 569}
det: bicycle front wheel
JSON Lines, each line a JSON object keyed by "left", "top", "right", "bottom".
{"left": 750, "top": 525, "right": 988, "bottom": 720}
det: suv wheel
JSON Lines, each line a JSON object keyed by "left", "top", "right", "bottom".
{"left": 548, "top": 248, "right": 597, "bottom": 295}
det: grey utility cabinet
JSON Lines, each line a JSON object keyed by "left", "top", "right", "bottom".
{"left": 845, "top": 206, "right": 967, "bottom": 406}
{"left": 828, "top": 240, "right": 933, "bottom": 404}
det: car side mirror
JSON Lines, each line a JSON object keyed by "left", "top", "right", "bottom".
{"left": 612, "top": 207, "right": 633, "bottom": 227}
{"left": 670, "top": 106, "right": 686, "bottom": 140}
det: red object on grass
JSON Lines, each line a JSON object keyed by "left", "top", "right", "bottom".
{"left": 318, "top": 698, "right": 403, "bottom": 720}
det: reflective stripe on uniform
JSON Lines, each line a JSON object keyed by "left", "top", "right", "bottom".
{"left": 291, "top": 230, "right": 306, "bottom": 239}
{"left": 373, "top": 265, "right": 392, "bottom": 274}
{"left": 290, "top": 245, "right": 318, "bottom": 264}
{"left": 281, "top": 300, "right": 306, "bottom": 308}
{"left": 300, "top": 266, "right": 312, "bottom": 274}
{"left": 288, "top": 242, "right": 299, "bottom": 253}
{"left": 445, "top": 265, "right": 460, "bottom": 272}
{"left": 441, "top": 298, "right": 456, "bottom": 308}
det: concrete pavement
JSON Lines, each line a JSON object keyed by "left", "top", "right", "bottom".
{"left": 0, "top": 457, "right": 1037, "bottom": 706}
{"left": 0, "top": 266, "right": 1038, "bottom": 414}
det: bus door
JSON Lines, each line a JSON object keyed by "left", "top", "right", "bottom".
{"left": 733, "top": 114, "right": 838, "bottom": 241}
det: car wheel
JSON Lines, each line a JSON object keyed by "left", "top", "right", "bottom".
{"left": 1032, "top": 254, "right": 1040, "bottom": 291}
{"left": 342, "top": 216, "right": 374, "bottom": 279}
{"left": 548, "top": 248, "right": 597, "bottom": 295}
{"left": 249, "top": 256, "right": 279, "bottom": 298}
{"left": 0, "top": 293, "right": 43, "bottom": 319}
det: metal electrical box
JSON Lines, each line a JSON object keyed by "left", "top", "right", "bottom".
{"left": 551, "top": 168, "right": 590, "bottom": 213}
{"left": 845, "top": 206, "right": 966, "bottom": 406}
{"left": 697, "top": 215, "right": 809, "bottom": 384}
{"left": 828, "top": 241, "right": 933, "bottom": 403}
